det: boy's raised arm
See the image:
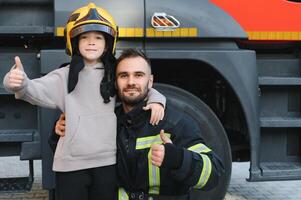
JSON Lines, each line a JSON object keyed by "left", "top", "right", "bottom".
{"left": 3, "top": 56, "right": 65, "bottom": 111}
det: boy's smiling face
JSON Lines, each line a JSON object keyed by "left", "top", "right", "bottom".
{"left": 78, "top": 31, "right": 106, "bottom": 65}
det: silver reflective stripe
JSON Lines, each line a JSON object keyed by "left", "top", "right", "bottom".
{"left": 118, "top": 188, "right": 129, "bottom": 200}
{"left": 148, "top": 150, "right": 160, "bottom": 194}
{"left": 188, "top": 143, "right": 211, "bottom": 153}
{"left": 136, "top": 133, "right": 170, "bottom": 150}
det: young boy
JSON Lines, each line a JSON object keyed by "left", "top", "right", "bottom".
{"left": 3, "top": 3, "right": 165, "bottom": 200}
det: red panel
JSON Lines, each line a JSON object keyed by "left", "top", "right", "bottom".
{"left": 210, "top": 0, "right": 301, "bottom": 32}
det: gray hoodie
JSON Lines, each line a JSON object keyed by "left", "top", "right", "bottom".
{"left": 3, "top": 62, "right": 165, "bottom": 172}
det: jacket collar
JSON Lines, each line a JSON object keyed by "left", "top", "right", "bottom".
{"left": 119, "top": 100, "right": 150, "bottom": 127}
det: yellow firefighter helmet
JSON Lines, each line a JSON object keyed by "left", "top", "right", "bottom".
{"left": 64, "top": 3, "right": 118, "bottom": 56}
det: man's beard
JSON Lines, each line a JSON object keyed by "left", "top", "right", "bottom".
{"left": 118, "top": 85, "right": 149, "bottom": 106}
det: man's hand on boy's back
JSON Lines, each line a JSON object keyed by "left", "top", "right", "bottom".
{"left": 7, "top": 56, "right": 25, "bottom": 90}
{"left": 55, "top": 113, "right": 66, "bottom": 137}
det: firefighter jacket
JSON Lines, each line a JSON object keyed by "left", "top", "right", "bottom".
{"left": 116, "top": 100, "right": 225, "bottom": 199}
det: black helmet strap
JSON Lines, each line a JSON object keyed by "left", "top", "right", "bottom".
{"left": 67, "top": 51, "right": 116, "bottom": 103}
{"left": 68, "top": 54, "right": 85, "bottom": 93}
{"left": 100, "top": 51, "right": 116, "bottom": 103}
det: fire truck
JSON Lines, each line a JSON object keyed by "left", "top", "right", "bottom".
{"left": 0, "top": 0, "right": 300, "bottom": 199}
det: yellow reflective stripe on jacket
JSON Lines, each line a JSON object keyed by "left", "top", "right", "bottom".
{"left": 188, "top": 143, "right": 211, "bottom": 153}
{"left": 118, "top": 188, "right": 129, "bottom": 200}
{"left": 188, "top": 143, "right": 212, "bottom": 189}
{"left": 135, "top": 133, "right": 171, "bottom": 195}
{"left": 136, "top": 133, "right": 171, "bottom": 150}
{"left": 194, "top": 154, "right": 212, "bottom": 189}
{"left": 148, "top": 150, "right": 160, "bottom": 194}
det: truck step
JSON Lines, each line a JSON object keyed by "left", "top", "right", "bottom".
{"left": 0, "top": 130, "right": 33, "bottom": 142}
{"left": 258, "top": 77, "right": 301, "bottom": 86}
{"left": 260, "top": 117, "right": 301, "bottom": 127}
{"left": 0, "top": 160, "right": 34, "bottom": 192}
{"left": 249, "top": 162, "right": 301, "bottom": 181}
{"left": 0, "top": 26, "right": 53, "bottom": 34}
{"left": 0, "top": 177, "right": 33, "bottom": 192}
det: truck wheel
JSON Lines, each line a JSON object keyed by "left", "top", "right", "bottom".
{"left": 154, "top": 83, "right": 231, "bottom": 200}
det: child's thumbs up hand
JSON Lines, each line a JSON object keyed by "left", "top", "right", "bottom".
{"left": 7, "top": 56, "right": 25, "bottom": 89}
{"left": 14, "top": 56, "right": 24, "bottom": 71}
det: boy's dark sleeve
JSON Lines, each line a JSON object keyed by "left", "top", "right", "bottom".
{"left": 48, "top": 119, "right": 60, "bottom": 153}
{"left": 161, "top": 115, "right": 225, "bottom": 191}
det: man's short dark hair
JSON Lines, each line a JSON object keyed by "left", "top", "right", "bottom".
{"left": 116, "top": 48, "right": 152, "bottom": 72}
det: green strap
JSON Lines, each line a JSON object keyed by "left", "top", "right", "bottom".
{"left": 148, "top": 150, "right": 160, "bottom": 194}
{"left": 135, "top": 133, "right": 171, "bottom": 195}
{"left": 188, "top": 143, "right": 213, "bottom": 189}
{"left": 118, "top": 188, "right": 129, "bottom": 200}
{"left": 188, "top": 143, "right": 211, "bottom": 153}
{"left": 136, "top": 133, "right": 171, "bottom": 150}
{"left": 194, "top": 154, "right": 212, "bottom": 189}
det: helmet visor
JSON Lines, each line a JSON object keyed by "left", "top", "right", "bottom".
{"left": 70, "top": 23, "right": 116, "bottom": 38}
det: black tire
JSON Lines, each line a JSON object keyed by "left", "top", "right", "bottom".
{"left": 154, "top": 83, "right": 232, "bottom": 200}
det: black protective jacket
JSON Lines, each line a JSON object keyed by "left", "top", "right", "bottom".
{"left": 116, "top": 101, "right": 224, "bottom": 198}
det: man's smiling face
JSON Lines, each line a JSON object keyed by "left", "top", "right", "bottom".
{"left": 116, "top": 56, "right": 153, "bottom": 106}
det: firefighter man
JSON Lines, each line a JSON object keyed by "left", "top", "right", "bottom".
{"left": 115, "top": 49, "right": 224, "bottom": 200}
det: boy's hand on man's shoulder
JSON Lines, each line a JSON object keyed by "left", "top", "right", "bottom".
{"left": 143, "top": 103, "right": 165, "bottom": 126}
